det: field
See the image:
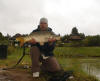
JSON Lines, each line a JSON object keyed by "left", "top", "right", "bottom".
{"left": 54, "top": 47, "right": 100, "bottom": 57}
{"left": 0, "top": 46, "right": 99, "bottom": 81}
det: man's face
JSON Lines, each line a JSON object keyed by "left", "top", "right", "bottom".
{"left": 40, "top": 22, "right": 48, "bottom": 31}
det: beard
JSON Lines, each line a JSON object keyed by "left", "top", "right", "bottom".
{"left": 40, "top": 27, "right": 48, "bottom": 31}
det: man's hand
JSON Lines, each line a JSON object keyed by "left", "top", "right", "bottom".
{"left": 29, "top": 38, "right": 37, "bottom": 44}
{"left": 48, "top": 38, "right": 56, "bottom": 45}
{"left": 48, "top": 38, "right": 56, "bottom": 42}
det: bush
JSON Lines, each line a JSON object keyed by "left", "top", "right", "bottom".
{"left": 8, "top": 46, "right": 15, "bottom": 55}
{"left": 83, "top": 35, "right": 100, "bottom": 46}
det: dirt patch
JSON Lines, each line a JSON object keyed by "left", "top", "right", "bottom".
{"left": 0, "top": 69, "right": 13, "bottom": 81}
{"left": 0, "top": 69, "right": 45, "bottom": 81}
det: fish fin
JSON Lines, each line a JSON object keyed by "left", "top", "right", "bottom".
{"left": 16, "top": 37, "right": 24, "bottom": 46}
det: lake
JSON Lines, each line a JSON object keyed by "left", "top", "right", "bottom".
{"left": 81, "top": 58, "right": 100, "bottom": 80}
{"left": 58, "top": 58, "right": 100, "bottom": 80}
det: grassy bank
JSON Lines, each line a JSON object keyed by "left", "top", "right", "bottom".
{"left": 0, "top": 46, "right": 99, "bottom": 81}
{"left": 57, "top": 58, "right": 99, "bottom": 81}
{"left": 54, "top": 47, "right": 100, "bottom": 57}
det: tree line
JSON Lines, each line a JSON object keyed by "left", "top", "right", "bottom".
{"left": 61, "top": 27, "right": 100, "bottom": 47}
{"left": 0, "top": 27, "right": 100, "bottom": 47}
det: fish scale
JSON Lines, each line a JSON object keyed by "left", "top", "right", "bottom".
{"left": 16, "top": 31, "right": 61, "bottom": 46}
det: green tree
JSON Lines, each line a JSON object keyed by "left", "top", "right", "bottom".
{"left": 61, "top": 34, "right": 70, "bottom": 43}
{"left": 0, "top": 32, "right": 9, "bottom": 45}
{"left": 79, "top": 33, "right": 85, "bottom": 39}
{"left": 71, "top": 27, "right": 79, "bottom": 35}
{"left": 83, "top": 35, "right": 100, "bottom": 46}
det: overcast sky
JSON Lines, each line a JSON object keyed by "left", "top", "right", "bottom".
{"left": 0, "top": 0, "right": 100, "bottom": 36}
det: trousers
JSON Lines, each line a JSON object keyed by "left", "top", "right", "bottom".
{"left": 30, "top": 46, "right": 61, "bottom": 73}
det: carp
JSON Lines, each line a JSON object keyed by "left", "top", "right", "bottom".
{"left": 16, "top": 31, "right": 61, "bottom": 46}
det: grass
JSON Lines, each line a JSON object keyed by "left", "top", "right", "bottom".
{"left": 54, "top": 47, "right": 100, "bottom": 57}
{"left": 57, "top": 58, "right": 98, "bottom": 81}
{"left": 0, "top": 47, "right": 31, "bottom": 67}
{"left": 0, "top": 46, "right": 99, "bottom": 81}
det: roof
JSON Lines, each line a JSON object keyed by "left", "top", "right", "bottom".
{"left": 69, "top": 35, "right": 82, "bottom": 40}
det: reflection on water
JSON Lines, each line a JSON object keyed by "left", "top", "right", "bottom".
{"left": 59, "top": 58, "right": 100, "bottom": 80}
{"left": 81, "top": 59, "right": 100, "bottom": 80}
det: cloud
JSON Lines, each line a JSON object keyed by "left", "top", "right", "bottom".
{"left": 0, "top": 0, "right": 100, "bottom": 36}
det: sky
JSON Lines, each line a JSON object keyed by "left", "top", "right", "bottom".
{"left": 0, "top": 0, "right": 100, "bottom": 36}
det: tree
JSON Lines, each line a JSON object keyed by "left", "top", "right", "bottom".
{"left": 0, "top": 32, "right": 4, "bottom": 40}
{"left": 0, "top": 32, "right": 9, "bottom": 45}
{"left": 71, "top": 27, "right": 79, "bottom": 35}
{"left": 61, "top": 34, "right": 70, "bottom": 43}
{"left": 0, "top": 32, "right": 3, "bottom": 38}
{"left": 83, "top": 35, "right": 100, "bottom": 46}
{"left": 79, "top": 33, "right": 85, "bottom": 39}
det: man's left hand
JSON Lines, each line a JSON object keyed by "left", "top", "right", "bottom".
{"left": 48, "top": 38, "right": 56, "bottom": 42}
{"left": 48, "top": 38, "right": 56, "bottom": 46}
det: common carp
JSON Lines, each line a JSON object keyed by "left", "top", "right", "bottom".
{"left": 16, "top": 31, "right": 61, "bottom": 46}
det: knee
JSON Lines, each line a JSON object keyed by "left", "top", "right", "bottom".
{"left": 30, "top": 46, "right": 40, "bottom": 55}
{"left": 31, "top": 46, "right": 39, "bottom": 51}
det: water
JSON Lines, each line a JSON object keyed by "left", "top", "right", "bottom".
{"left": 59, "top": 58, "right": 100, "bottom": 80}
{"left": 80, "top": 58, "right": 100, "bottom": 80}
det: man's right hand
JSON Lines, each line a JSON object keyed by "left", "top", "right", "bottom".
{"left": 29, "top": 38, "right": 37, "bottom": 44}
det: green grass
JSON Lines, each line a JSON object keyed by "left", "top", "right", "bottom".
{"left": 57, "top": 58, "right": 99, "bottom": 81}
{"left": 0, "top": 47, "right": 31, "bottom": 67}
{"left": 0, "top": 46, "right": 99, "bottom": 81}
{"left": 54, "top": 47, "right": 100, "bottom": 57}
{"left": 1, "top": 46, "right": 100, "bottom": 67}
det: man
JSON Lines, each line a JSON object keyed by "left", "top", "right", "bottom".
{"left": 30, "top": 17, "right": 61, "bottom": 78}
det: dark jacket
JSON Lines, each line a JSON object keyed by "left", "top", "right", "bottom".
{"left": 31, "top": 25, "right": 56, "bottom": 56}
